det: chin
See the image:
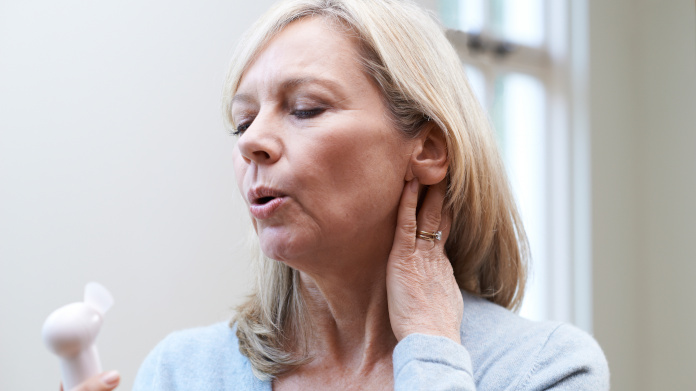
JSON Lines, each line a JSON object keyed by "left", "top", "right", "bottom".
{"left": 257, "top": 228, "right": 314, "bottom": 266}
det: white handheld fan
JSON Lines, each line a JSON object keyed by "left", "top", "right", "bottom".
{"left": 42, "top": 282, "right": 114, "bottom": 390}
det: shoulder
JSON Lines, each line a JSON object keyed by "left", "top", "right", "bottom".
{"left": 152, "top": 321, "right": 240, "bottom": 357}
{"left": 133, "top": 322, "right": 260, "bottom": 391}
{"left": 460, "top": 291, "right": 609, "bottom": 390}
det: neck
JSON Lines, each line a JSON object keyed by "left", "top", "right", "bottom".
{"left": 297, "top": 258, "right": 397, "bottom": 371}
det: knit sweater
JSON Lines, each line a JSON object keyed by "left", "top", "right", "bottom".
{"left": 133, "top": 291, "right": 609, "bottom": 390}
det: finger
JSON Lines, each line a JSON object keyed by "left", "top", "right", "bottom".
{"left": 437, "top": 206, "right": 453, "bottom": 245}
{"left": 70, "top": 371, "right": 120, "bottom": 391}
{"left": 415, "top": 180, "right": 447, "bottom": 247}
{"left": 392, "top": 178, "right": 420, "bottom": 256}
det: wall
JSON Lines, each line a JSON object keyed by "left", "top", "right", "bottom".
{"left": 590, "top": 0, "right": 696, "bottom": 390}
{"left": 633, "top": 0, "right": 696, "bottom": 388}
{"left": 0, "top": 1, "right": 274, "bottom": 389}
{"left": 588, "top": 1, "right": 641, "bottom": 389}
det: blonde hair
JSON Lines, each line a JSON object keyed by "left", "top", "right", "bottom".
{"left": 222, "top": 0, "right": 529, "bottom": 380}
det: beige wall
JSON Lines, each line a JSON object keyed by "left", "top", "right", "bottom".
{"left": 590, "top": 0, "right": 696, "bottom": 390}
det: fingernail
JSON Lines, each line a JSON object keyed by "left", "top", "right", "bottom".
{"left": 101, "top": 370, "right": 120, "bottom": 386}
{"left": 410, "top": 178, "right": 419, "bottom": 192}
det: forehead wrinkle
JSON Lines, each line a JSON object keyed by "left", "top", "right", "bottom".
{"left": 233, "top": 19, "right": 366, "bottom": 109}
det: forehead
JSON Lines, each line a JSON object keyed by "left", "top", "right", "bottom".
{"left": 235, "top": 17, "right": 365, "bottom": 96}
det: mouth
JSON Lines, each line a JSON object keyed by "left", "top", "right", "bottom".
{"left": 248, "top": 187, "right": 287, "bottom": 219}
{"left": 255, "top": 196, "right": 277, "bottom": 205}
{"left": 248, "top": 187, "right": 286, "bottom": 205}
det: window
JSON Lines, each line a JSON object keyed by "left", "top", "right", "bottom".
{"left": 437, "top": 0, "right": 591, "bottom": 330}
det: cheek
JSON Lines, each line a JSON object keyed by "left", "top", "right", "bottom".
{"left": 300, "top": 128, "right": 409, "bottom": 211}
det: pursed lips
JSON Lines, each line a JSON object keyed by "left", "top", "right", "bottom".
{"left": 247, "top": 186, "right": 288, "bottom": 219}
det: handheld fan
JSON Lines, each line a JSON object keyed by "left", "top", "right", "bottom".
{"left": 42, "top": 282, "right": 114, "bottom": 390}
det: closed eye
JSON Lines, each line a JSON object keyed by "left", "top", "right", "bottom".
{"left": 232, "top": 107, "right": 324, "bottom": 135}
{"left": 232, "top": 120, "right": 253, "bottom": 136}
{"left": 292, "top": 108, "right": 325, "bottom": 119}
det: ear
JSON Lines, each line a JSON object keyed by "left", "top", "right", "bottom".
{"left": 405, "top": 123, "right": 448, "bottom": 185}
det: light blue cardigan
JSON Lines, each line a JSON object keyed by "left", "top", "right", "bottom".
{"left": 133, "top": 291, "right": 609, "bottom": 390}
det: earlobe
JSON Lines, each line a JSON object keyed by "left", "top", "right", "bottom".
{"left": 408, "top": 124, "right": 449, "bottom": 185}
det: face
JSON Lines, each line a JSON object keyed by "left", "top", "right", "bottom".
{"left": 231, "top": 18, "right": 417, "bottom": 271}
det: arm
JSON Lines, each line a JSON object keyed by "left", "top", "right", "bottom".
{"left": 393, "top": 333, "right": 475, "bottom": 391}
{"left": 392, "top": 325, "right": 609, "bottom": 391}
{"left": 386, "top": 179, "right": 472, "bottom": 390}
{"left": 515, "top": 324, "right": 610, "bottom": 391}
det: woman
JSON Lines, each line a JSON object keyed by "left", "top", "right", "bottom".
{"left": 70, "top": 0, "right": 608, "bottom": 390}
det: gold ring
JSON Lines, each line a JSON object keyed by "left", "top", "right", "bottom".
{"left": 416, "top": 230, "right": 442, "bottom": 241}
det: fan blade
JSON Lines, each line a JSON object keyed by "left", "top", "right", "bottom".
{"left": 84, "top": 282, "right": 114, "bottom": 315}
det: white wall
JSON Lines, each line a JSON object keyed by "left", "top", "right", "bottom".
{"left": 0, "top": 1, "right": 274, "bottom": 389}
{"left": 590, "top": 0, "right": 696, "bottom": 390}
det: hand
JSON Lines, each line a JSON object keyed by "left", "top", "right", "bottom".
{"left": 59, "top": 371, "right": 120, "bottom": 391}
{"left": 386, "top": 179, "right": 463, "bottom": 343}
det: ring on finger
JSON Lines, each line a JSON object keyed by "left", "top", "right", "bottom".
{"left": 416, "top": 230, "right": 442, "bottom": 241}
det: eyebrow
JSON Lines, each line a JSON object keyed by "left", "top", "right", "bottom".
{"left": 230, "top": 93, "right": 255, "bottom": 107}
{"left": 280, "top": 76, "right": 342, "bottom": 91}
{"left": 230, "top": 76, "right": 344, "bottom": 106}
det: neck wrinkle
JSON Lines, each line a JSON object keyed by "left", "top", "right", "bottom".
{"left": 298, "top": 264, "right": 398, "bottom": 372}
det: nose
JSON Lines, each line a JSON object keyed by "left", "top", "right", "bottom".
{"left": 236, "top": 112, "right": 282, "bottom": 166}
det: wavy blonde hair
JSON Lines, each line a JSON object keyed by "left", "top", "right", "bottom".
{"left": 222, "top": 0, "right": 529, "bottom": 380}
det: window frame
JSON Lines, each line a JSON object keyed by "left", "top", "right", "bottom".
{"left": 435, "top": 0, "right": 592, "bottom": 331}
